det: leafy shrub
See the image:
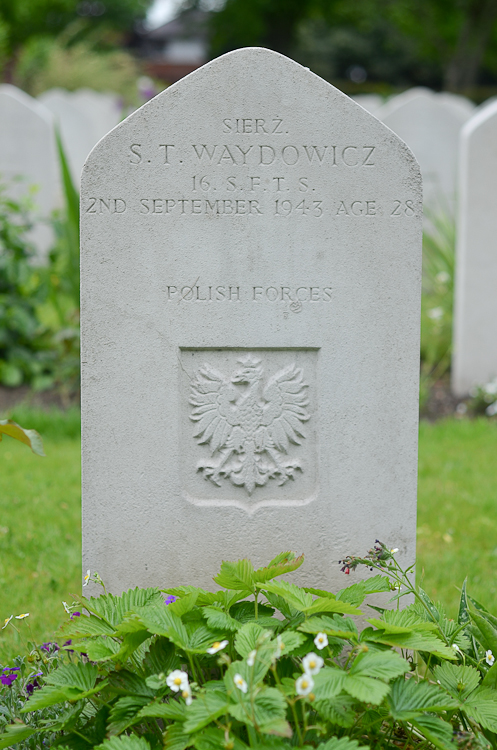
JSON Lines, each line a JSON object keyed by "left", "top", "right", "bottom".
{"left": 3, "top": 546, "right": 497, "bottom": 750}
{"left": 468, "top": 378, "right": 497, "bottom": 417}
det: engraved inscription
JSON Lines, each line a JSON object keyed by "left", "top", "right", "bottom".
{"left": 190, "top": 354, "right": 310, "bottom": 495}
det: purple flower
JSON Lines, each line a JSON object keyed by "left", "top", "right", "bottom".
{"left": 164, "top": 595, "right": 177, "bottom": 605}
{"left": 1, "top": 672, "right": 18, "bottom": 686}
{"left": 63, "top": 640, "right": 74, "bottom": 653}
{"left": 41, "top": 642, "right": 59, "bottom": 653}
{"left": 26, "top": 679, "right": 41, "bottom": 695}
{"left": 70, "top": 612, "right": 81, "bottom": 620}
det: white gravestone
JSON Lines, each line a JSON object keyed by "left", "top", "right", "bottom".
{"left": 0, "top": 84, "right": 58, "bottom": 257}
{"left": 39, "top": 88, "right": 97, "bottom": 186}
{"left": 452, "top": 101, "right": 497, "bottom": 395}
{"left": 351, "top": 94, "right": 383, "bottom": 116}
{"left": 377, "top": 88, "right": 468, "bottom": 214}
{"left": 81, "top": 48, "right": 422, "bottom": 594}
{"left": 71, "top": 89, "right": 122, "bottom": 142}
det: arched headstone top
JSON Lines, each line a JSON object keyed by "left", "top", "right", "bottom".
{"left": 81, "top": 47, "right": 422, "bottom": 594}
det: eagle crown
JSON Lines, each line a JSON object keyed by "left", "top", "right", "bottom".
{"left": 231, "top": 355, "right": 263, "bottom": 385}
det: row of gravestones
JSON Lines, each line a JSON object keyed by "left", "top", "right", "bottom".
{"left": 78, "top": 49, "right": 495, "bottom": 594}
{"left": 0, "top": 53, "right": 495, "bottom": 589}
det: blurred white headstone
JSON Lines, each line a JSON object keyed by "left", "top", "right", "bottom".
{"left": 351, "top": 94, "right": 383, "bottom": 116}
{"left": 377, "top": 88, "right": 468, "bottom": 214}
{"left": 39, "top": 88, "right": 97, "bottom": 186}
{"left": 0, "top": 84, "right": 58, "bottom": 257}
{"left": 452, "top": 101, "right": 497, "bottom": 395}
{"left": 71, "top": 88, "right": 122, "bottom": 142}
{"left": 81, "top": 48, "right": 422, "bottom": 594}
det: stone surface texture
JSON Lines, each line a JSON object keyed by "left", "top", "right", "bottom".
{"left": 81, "top": 48, "right": 422, "bottom": 594}
{"left": 0, "top": 84, "right": 58, "bottom": 255}
{"left": 377, "top": 88, "right": 469, "bottom": 213}
{"left": 452, "top": 101, "right": 497, "bottom": 395}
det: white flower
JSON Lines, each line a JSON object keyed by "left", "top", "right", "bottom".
{"left": 83, "top": 570, "right": 91, "bottom": 586}
{"left": 295, "top": 673, "right": 314, "bottom": 696}
{"left": 206, "top": 639, "right": 229, "bottom": 654}
{"left": 390, "top": 548, "right": 399, "bottom": 554}
{"left": 234, "top": 673, "right": 248, "bottom": 693}
{"left": 15, "top": 613, "right": 29, "bottom": 620}
{"left": 2, "top": 615, "right": 13, "bottom": 629}
{"left": 181, "top": 685, "right": 193, "bottom": 705}
{"left": 166, "top": 670, "right": 189, "bottom": 692}
{"left": 302, "top": 652, "right": 324, "bottom": 675}
{"left": 486, "top": 650, "right": 495, "bottom": 666}
{"left": 452, "top": 643, "right": 461, "bottom": 653}
{"left": 247, "top": 650, "right": 257, "bottom": 666}
{"left": 428, "top": 307, "right": 444, "bottom": 320}
{"left": 314, "top": 632, "right": 328, "bottom": 650}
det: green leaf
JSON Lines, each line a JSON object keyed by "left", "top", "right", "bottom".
{"left": 0, "top": 418, "right": 44, "bottom": 455}
{"left": 109, "top": 669, "right": 157, "bottom": 698}
{"left": 349, "top": 650, "right": 409, "bottom": 681}
{"left": 183, "top": 690, "right": 229, "bottom": 733}
{"left": 143, "top": 636, "right": 181, "bottom": 676}
{"left": 85, "top": 587, "right": 164, "bottom": 627}
{"left": 202, "top": 605, "right": 241, "bottom": 632}
{"left": 433, "top": 663, "right": 481, "bottom": 700}
{"left": 298, "top": 615, "right": 357, "bottom": 639}
{"left": 313, "top": 667, "right": 346, "bottom": 700}
{"left": 0, "top": 724, "right": 39, "bottom": 749}
{"left": 187, "top": 624, "right": 228, "bottom": 653}
{"left": 235, "top": 622, "right": 271, "bottom": 658}
{"left": 418, "top": 588, "right": 441, "bottom": 622}
{"left": 137, "top": 700, "right": 186, "bottom": 722}
{"left": 254, "top": 552, "right": 304, "bottom": 584}
{"left": 164, "top": 723, "right": 194, "bottom": 750}
{"left": 305, "top": 597, "right": 362, "bottom": 616}
{"left": 162, "top": 586, "right": 219, "bottom": 606}
{"left": 213, "top": 558, "right": 256, "bottom": 591}
{"left": 20, "top": 685, "right": 69, "bottom": 712}
{"left": 229, "top": 686, "right": 287, "bottom": 729}
{"left": 411, "top": 714, "right": 455, "bottom": 750}
{"left": 134, "top": 605, "right": 189, "bottom": 649}
{"left": 277, "top": 630, "right": 306, "bottom": 655}
{"left": 95, "top": 736, "right": 152, "bottom": 750}
{"left": 231, "top": 601, "right": 275, "bottom": 623}
{"left": 107, "top": 696, "right": 150, "bottom": 735}
{"left": 60, "top": 614, "right": 116, "bottom": 637}
{"left": 388, "top": 677, "right": 459, "bottom": 720}
{"left": 336, "top": 577, "right": 390, "bottom": 607}
{"left": 470, "top": 610, "right": 497, "bottom": 656}
{"left": 193, "top": 727, "right": 248, "bottom": 750}
{"left": 71, "top": 636, "right": 121, "bottom": 662}
{"left": 483, "top": 663, "right": 497, "bottom": 689}
{"left": 458, "top": 578, "right": 470, "bottom": 628}
{"left": 343, "top": 675, "right": 390, "bottom": 705}
{"left": 264, "top": 591, "right": 299, "bottom": 619}
{"left": 318, "top": 737, "right": 370, "bottom": 750}
{"left": 263, "top": 580, "right": 313, "bottom": 610}
{"left": 167, "top": 592, "right": 199, "bottom": 617}
{"left": 45, "top": 661, "right": 99, "bottom": 691}
{"left": 314, "top": 694, "right": 357, "bottom": 727}
{"left": 259, "top": 717, "right": 293, "bottom": 737}
{"left": 464, "top": 689, "right": 497, "bottom": 732}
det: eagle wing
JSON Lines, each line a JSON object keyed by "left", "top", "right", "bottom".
{"left": 260, "top": 365, "right": 310, "bottom": 452}
{"left": 189, "top": 364, "right": 240, "bottom": 453}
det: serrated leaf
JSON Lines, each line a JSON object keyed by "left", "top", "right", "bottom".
{"left": 464, "top": 689, "right": 497, "bottom": 732}
{"left": 95, "top": 736, "right": 152, "bottom": 750}
{"left": 213, "top": 559, "right": 256, "bottom": 591}
{"left": 470, "top": 610, "right": 497, "bottom": 656}
{"left": 187, "top": 624, "right": 228, "bottom": 653}
{"left": 134, "top": 605, "right": 189, "bottom": 649}
{"left": 349, "top": 650, "right": 409, "bottom": 681}
{"left": 109, "top": 669, "right": 157, "bottom": 698}
{"left": 183, "top": 690, "right": 228, "bottom": 733}
{"left": 458, "top": 579, "right": 470, "bottom": 628}
{"left": 235, "top": 622, "right": 271, "bottom": 658}
{"left": 318, "top": 737, "right": 370, "bottom": 750}
{"left": 411, "top": 714, "right": 455, "bottom": 750}
{"left": 85, "top": 587, "right": 164, "bottom": 627}
{"left": 388, "top": 677, "right": 459, "bottom": 719}
{"left": 231, "top": 600, "right": 275, "bottom": 623}
{"left": 107, "top": 696, "right": 150, "bottom": 735}
{"left": 418, "top": 588, "right": 441, "bottom": 622}
{"left": 254, "top": 552, "right": 304, "bottom": 584}
{"left": 20, "top": 684, "right": 69, "bottom": 712}
{"left": 0, "top": 724, "right": 39, "bottom": 749}
{"left": 46, "top": 661, "right": 99, "bottom": 691}
{"left": 305, "top": 597, "right": 362, "bottom": 616}
{"left": 263, "top": 580, "right": 313, "bottom": 610}
{"left": 278, "top": 630, "right": 306, "bottom": 655}
{"left": 203, "top": 606, "right": 240, "bottom": 632}
{"left": 298, "top": 615, "right": 357, "bottom": 639}
{"left": 336, "top": 577, "right": 390, "bottom": 607}
{"left": 137, "top": 700, "right": 186, "bottom": 722}
{"left": 483, "top": 663, "right": 497, "bottom": 689}
{"left": 162, "top": 586, "right": 219, "bottom": 606}
{"left": 193, "top": 727, "right": 248, "bottom": 750}
{"left": 143, "top": 636, "right": 181, "bottom": 676}
{"left": 167, "top": 592, "right": 199, "bottom": 617}
{"left": 264, "top": 591, "right": 299, "bottom": 619}
{"left": 313, "top": 667, "right": 346, "bottom": 700}
{"left": 259, "top": 717, "right": 293, "bottom": 737}
{"left": 433, "top": 663, "right": 481, "bottom": 700}
{"left": 344, "top": 675, "right": 390, "bottom": 704}
{"left": 365, "top": 629, "right": 456, "bottom": 658}
{"left": 60, "top": 614, "right": 116, "bottom": 637}
{"left": 164, "top": 722, "right": 194, "bottom": 750}
{"left": 0, "top": 418, "right": 44, "bottom": 455}
{"left": 314, "top": 694, "right": 357, "bottom": 727}
{"left": 230, "top": 686, "right": 287, "bottom": 729}
{"left": 71, "top": 636, "right": 121, "bottom": 662}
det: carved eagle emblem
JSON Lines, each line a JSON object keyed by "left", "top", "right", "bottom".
{"left": 189, "top": 355, "right": 310, "bottom": 494}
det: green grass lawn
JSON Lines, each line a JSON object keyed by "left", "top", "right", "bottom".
{"left": 1, "top": 413, "right": 497, "bottom": 663}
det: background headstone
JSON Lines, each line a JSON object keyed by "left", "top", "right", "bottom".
{"left": 81, "top": 48, "right": 422, "bottom": 594}
{"left": 0, "top": 84, "right": 58, "bottom": 257}
{"left": 452, "top": 100, "right": 497, "bottom": 395}
{"left": 39, "top": 88, "right": 98, "bottom": 186}
{"left": 70, "top": 89, "right": 123, "bottom": 142}
{"left": 377, "top": 88, "right": 470, "bottom": 214}
{"left": 351, "top": 94, "right": 383, "bottom": 116}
